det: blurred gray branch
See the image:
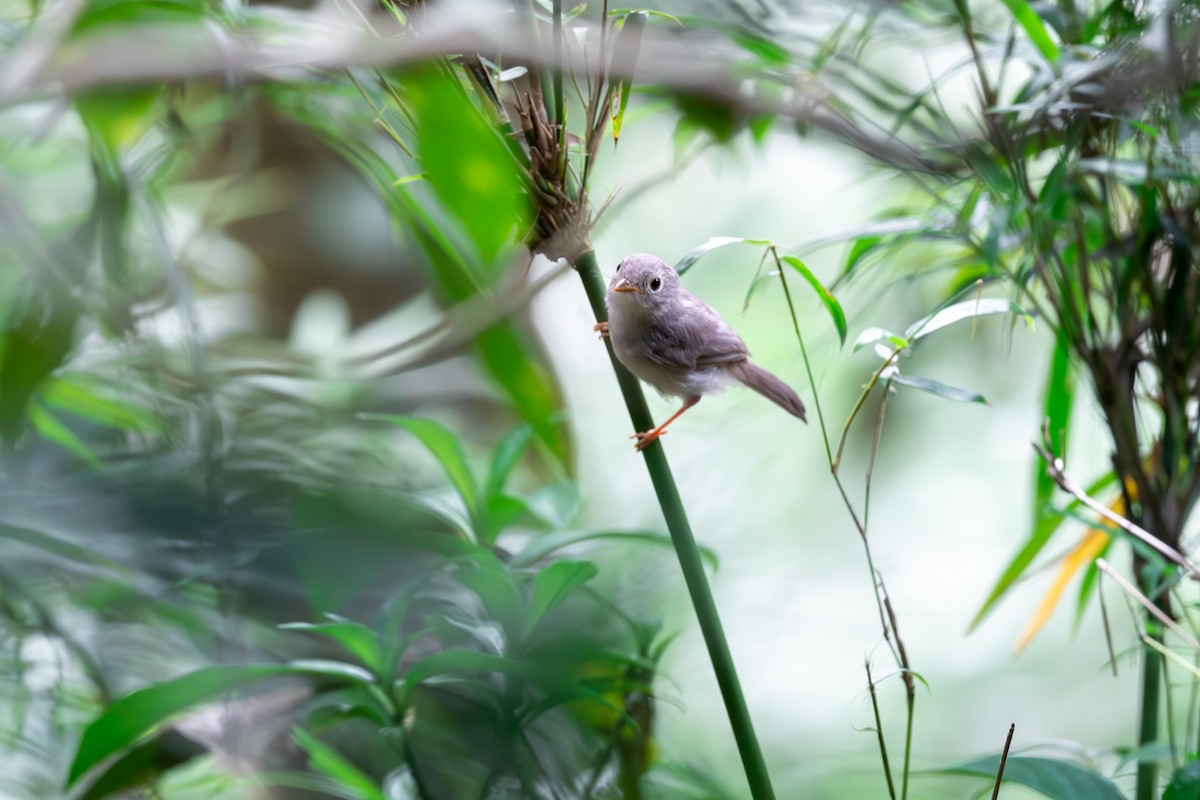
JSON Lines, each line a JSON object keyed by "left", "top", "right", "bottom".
{"left": 0, "top": 6, "right": 938, "bottom": 171}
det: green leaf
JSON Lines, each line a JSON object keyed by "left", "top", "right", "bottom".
{"left": 938, "top": 755, "right": 1123, "bottom": 800}
{"left": 360, "top": 416, "right": 479, "bottom": 523}
{"left": 905, "top": 298, "right": 1034, "bottom": 341}
{"left": 779, "top": 255, "right": 847, "bottom": 346}
{"left": 610, "top": 12, "right": 648, "bottom": 143}
{"left": 1165, "top": 759, "right": 1200, "bottom": 800}
{"left": 486, "top": 422, "right": 533, "bottom": 499}
{"left": 732, "top": 30, "right": 790, "bottom": 65}
{"left": 997, "top": 0, "right": 1060, "bottom": 63}
{"left": 72, "top": 0, "right": 204, "bottom": 34}
{"left": 510, "top": 529, "right": 718, "bottom": 571}
{"left": 674, "top": 236, "right": 772, "bottom": 276}
{"left": 29, "top": 404, "right": 101, "bottom": 469}
{"left": 853, "top": 327, "right": 908, "bottom": 353}
{"left": 41, "top": 376, "right": 159, "bottom": 434}
{"left": 890, "top": 374, "right": 988, "bottom": 405}
{"left": 75, "top": 88, "right": 160, "bottom": 151}
{"left": 0, "top": 299, "right": 75, "bottom": 446}
{"left": 405, "top": 66, "right": 530, "bottom": 266}
{"left": 1034, "top": 331, "right": 1075, "bottom": 532}
{"left": 971, "top": 471, "right": 1118, "bottom": 631}
{"left": 77, "top": 731, "right": 207, "bottom": 800}
{"left": 293, "top": 728, "right": 383, "bottom": 800}
{"left": 525, "top": 560, "right": 598, "bottom": 635}
{"left": 69, "top": 663, "right": 372, "bottom": 786}
{"left": 280, "top": 617, "right": 384, "bottom": 675}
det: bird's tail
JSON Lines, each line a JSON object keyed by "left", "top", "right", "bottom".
{"left": 730, "top": 362, "right": 807, "bottom": 422}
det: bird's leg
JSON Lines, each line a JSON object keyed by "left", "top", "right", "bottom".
{"left": 593, "top": 321, "right": 610, "bottom": 339}
{"left": 632, "top": 395, "right": 700, "bottom": 451}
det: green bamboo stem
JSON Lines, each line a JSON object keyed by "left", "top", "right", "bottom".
{"left": 573, "top": 248, "right": 778, "bottom": 800}
{"left": 1136, "top": 624, "right": 1163, "bottom": 800}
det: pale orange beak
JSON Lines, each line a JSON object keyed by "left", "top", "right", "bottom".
{"left": 611, "top": 278, "right": 643, "bottom": 294}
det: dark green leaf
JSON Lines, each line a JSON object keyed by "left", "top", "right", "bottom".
{"left": 938, "top": 755, "right": 1124, "bottom": 800}
{"left": 525, "top": 560, "right": 598, "bottom": 635}
{"left": 890, "top": 374, "right": 988, "bottom": 405}
{"left": 0, "top": 299, "right": 75, "bottom": 445}
{"left": 1165, "top": 759, "right": 1200, "bottom": 800}
{"left": 780, "top": 255, "right": 847, "bottom": 346}
{"left": 69, "top": 663, "right": 372, "bottom": 786}
{"left": 77, "top": 731, "right": 207, "bottom": 800}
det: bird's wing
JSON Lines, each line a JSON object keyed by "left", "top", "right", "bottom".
{"left": 641, "top": 294, "right": 748, "bottom": 371}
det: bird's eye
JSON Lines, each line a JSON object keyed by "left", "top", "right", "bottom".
{"left": 649, "top": 277, "right": 662, "bottom": 292}
{"left": 616, "top": 263, "right": 621, "bottom": 271}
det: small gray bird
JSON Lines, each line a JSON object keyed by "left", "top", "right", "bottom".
{"left": 597, "top": 252, "right": 806, "bottom": 451}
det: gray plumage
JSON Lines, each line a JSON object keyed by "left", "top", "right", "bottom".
{"left": 605, "top": 253, "right": 807, "bottom": 426}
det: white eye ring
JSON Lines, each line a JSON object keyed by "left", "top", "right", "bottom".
{"left": 649, "top": 277, "right": 662, "bottom": 292}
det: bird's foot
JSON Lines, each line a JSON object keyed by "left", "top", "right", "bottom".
{"left": 630, "top": 427, "right": 666, "bottom": 451}
{"left": 593, "top": 321, "right": 610, "bottom": 339}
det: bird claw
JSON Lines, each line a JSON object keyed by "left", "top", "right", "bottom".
{"left": 593, "top": 321, "right": 610, "bottom": 339}
{"left": 630, "top": 428, "right": 666, "bottom": 451}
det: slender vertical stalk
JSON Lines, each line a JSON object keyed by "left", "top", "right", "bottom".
{"left": 573, "top": 248, "right": 778, "bottom": 800}
{"left": 1137, "top": 626, "right": 1163, "bottom": 800}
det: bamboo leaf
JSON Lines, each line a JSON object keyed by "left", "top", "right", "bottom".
{"left": 971, "top": 472, "right": 1118, "bottom": 631}
{"left": 486, "top": 422, "right": 533, "bottom": 499}
{"left": 779, "top": 255, "right": 847, "bottom": 346}
{"left": 674, "top": 236, "right": 773, "bottom": 276}
{"left": 890, "top": 374, "right": 988, "bottom": 405}
{"left": 279, "top": 617, "right": 384, "bottom": 675}
{"left": 1014, "top": 529, "right": 1110, "bottom": 653}
{"left": 906, "top": 298, "right": 1033, "bottom": 341}
{"left": 997, "top": 0, "right": 1060, "bottom": 63}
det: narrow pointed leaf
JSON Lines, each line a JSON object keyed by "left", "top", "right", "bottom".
{"left": 853, "top": 327, "right": 908, "bottom": 353}
{"left": 1014, "top": 528, "right": 1110, "bottom": 652}
{"left": 890, "top": 374, "right": 988, "bottom": 404}
{"left": 906, "top": 298, "right": 1033, "bottom": 341}
{"left": 971, "top": 471, "right": 1118, "bottom": 631}
{"left": 279, "top": 617, "right": 383, "bottom": 674}
{"left": 675, "top": 236, "right": 772, "bottom": 276}
{"left": 780, "top": 255, "right": 847, "bottom": 345}
{"left": 293, "top": 728, "right": 384, "bottom": 800}
{"left": 998, "top": 0, "right": 1061, "bottom": 63}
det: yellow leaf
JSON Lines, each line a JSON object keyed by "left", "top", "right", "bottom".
{"left": 1014, "top": 497, "right": 1123, "bottom": 653}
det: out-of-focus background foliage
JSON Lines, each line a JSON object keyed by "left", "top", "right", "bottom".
{"left": 3, "top": 0, "right": 1200, "bottom": 798}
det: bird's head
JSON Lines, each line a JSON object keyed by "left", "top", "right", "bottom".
{"left": 608, "top": 253, "right": 681, "bottom": 308}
